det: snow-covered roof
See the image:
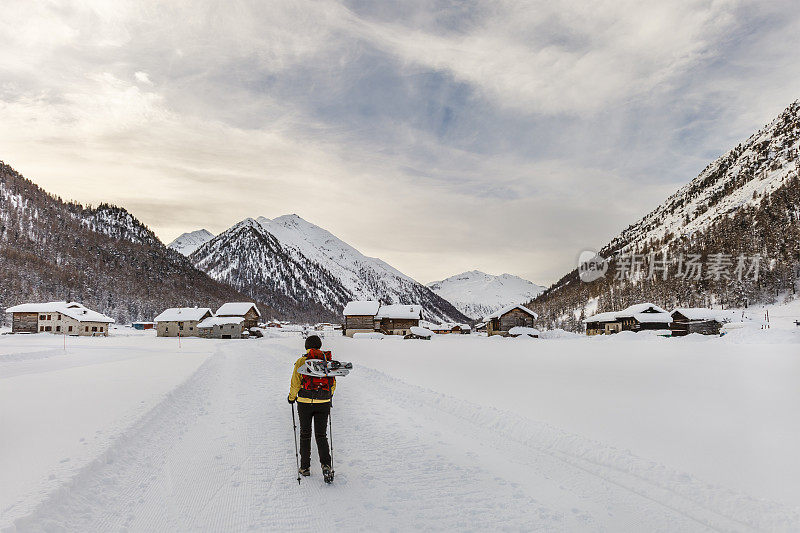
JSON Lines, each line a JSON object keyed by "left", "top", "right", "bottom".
{"left": 376, "top": 304, "right": 422, "bottom": 320}
{"left": 216, "top": 302, "right": 261, "bottom": 317}
{"left": 343, "top": 300, "right": 381, "bottom": 316}
{"left": 153, "top": 307, "right": 212, "bottom": 322}
{"left": 430, "top": 322, "right": 471, "bottom": 331}
{"left": 197, "top": 316, "right": 245, "bottom": 328}
{"left": 631, "top": 313, "right": 673, "bottom": 324}
{"left": 616, "top": 303, "right": 669, "bottom": 316}
{"left": 671, "top": 308, "right": 739, "bottom": 322}
{"left": 5, "top": 302, "right": 115, "bottom": 323}
{"left": 410, "top": 326, "right": 434, "bottom": 337}
{"left": 509, "top": 326, "right": 541, "bottom": 336}
{"left": 484, "top": 304, "right": 538, "bottom": 321}
{"left": 616, "top": 303, "right": 671, "bottom": 324}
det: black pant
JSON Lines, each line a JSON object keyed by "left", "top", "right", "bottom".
{"left": 297, "top": 402, "right": 331, "bottom": 469}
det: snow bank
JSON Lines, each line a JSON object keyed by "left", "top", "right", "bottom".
{"left": 508, "top": 326, "right": 540, "bottom": 337}
{"left": 324, "top": 333, "right": 800, "bottom": 508}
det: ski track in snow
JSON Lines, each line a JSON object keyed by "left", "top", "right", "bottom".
{"left": 8, "top": 340, "right": 797, "bottom": 532}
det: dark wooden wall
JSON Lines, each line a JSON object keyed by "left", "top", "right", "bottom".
{"left": 12, "top": 312, "right": 38, "bottom": 333}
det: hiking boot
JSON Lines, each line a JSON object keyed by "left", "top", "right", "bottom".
{"left": 321, "top": 464, "right": 334, "bottom": 484}
{"left": 299, "top": 468, "right": 310, "bottom": 477}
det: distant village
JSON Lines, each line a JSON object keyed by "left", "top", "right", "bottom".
{"left": 4, "top": 297, "right": 757, "bottom": 339}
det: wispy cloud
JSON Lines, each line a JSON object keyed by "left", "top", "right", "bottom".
{"left": 0, "top": 0, "right": 798, "bottom": 284}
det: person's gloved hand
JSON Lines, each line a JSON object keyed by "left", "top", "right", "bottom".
{"left": 287, "top": 395, "right": 295, "bottom": 404}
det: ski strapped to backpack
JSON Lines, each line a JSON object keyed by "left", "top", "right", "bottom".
{"left": 296, "top": 349, "right": 353, "bottom": 401}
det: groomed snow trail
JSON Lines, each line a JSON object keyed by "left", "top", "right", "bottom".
{"left": 11, "top": 339, "right": 795, "bottom": 531}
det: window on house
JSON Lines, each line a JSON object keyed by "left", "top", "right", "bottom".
{"left": 56, "top": 326, "right": 61, "bottom": 332}
{"left": 40, "top": 326, "right": 44, "bottom": 332}
{"left": 47, "top": 315, "right": 52, "bottom": 320}
{"left": 85, "top": 326, "right": 89, "bottom": 332}
{"left": 58, "top": 314, "right": 62, "bottom": 320}
{"left": 189, "top": 327, "right": 193, "bottom": 331}
{"left": 45, "top": 326, "right": 52, "bottom": 332}
{"left": 99, "top": 327, "right": 104, "bottom": 332}
{"left": 68, "top": 326, "right": 73, "bottom": 332}
{"left": 92, "top": 327, "right": 97, "bottom": 332}
{"left": 40, "top": 315, "right": 46, "bottom": 320}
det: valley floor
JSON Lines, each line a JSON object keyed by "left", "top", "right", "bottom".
{"left": 1, "top": 324, "right": 798, "bottom": 532}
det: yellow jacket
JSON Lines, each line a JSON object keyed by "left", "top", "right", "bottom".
{"left": 289, "top": 351, "right": 336, "bottom": 404}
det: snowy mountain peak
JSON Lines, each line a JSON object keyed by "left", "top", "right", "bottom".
{"left": 188, "top": 213, "right": 467, "bottom": 322}
{"left": 428, "top": 270, "right": 545, "bottom": 320}
{"left": 168, "top": 229, "right": 215, "bottom": 256}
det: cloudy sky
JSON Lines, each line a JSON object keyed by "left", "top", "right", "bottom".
{"left": 1, "top": 0, "right": 799, "bottom": 285}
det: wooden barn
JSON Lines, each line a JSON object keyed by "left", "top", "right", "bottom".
{"left": 216, "top": 302, "right": 261, "bottom": 330}
{"left": 153, "top": 307, "right": 213, "bottom": 337}
{"left": 484, "top": 305, "right": 538, "bottom": 337}
{"left": 5, "top": 302, "right": 114, "bottom": 336}
{"left": 670, "top": 308, "right": 737, "bottom": 336}
{"left": 342, "top": 301, "right": 381, "bottom": 337}
{"left": 375, "top": 304, "right": 422, "bottom": 336}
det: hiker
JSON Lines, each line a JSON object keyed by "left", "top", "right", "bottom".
{"left": 288, "top": 335, "right": 334, "bottom": 479}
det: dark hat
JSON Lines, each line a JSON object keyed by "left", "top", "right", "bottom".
{"left": 305, "top": 335, "right": 322, "bottom": 350}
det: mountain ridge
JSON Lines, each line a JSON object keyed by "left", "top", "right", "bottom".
{"left": 187, "top": 214, "right": 469, "bottom": 323}
{"left": 168, "top": 229, "right": 214, "bottom": 256}
{"left": 528, "top": 99, "right": 800, "bottom": 330}
{"left": 0, "top": 161, "right": 275, "bottom": 324}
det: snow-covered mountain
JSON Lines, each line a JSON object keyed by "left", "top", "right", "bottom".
{"left": 188, "top": 215, "right": 468, "bottom": 323}
{"left": 168, "top": 229, "right": 214, "bottom": 256}
{"left": 427, "top": 270, "right": 545, "bottom": 320}
{"left": 530, "top": 99, "right": 800, "bottom": 330}
{"left": 0, "top": 161, "right": 258, "bottom": 325}
{"left": 606, "top": 100, "right": 800, "bottom": 255}
{"left": 190, "top": 219, "right": 347, "bottom": 320}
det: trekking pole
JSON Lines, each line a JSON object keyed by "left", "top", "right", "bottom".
{"left": 291, "top": 403, "right": 301, "bottom": 485}
{"left": 328, "top": 409, "right": 334, "bottom": 471}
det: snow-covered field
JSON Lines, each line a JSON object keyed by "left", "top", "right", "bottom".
{"left": 1, "top": 322, "right": 798, "bottom": 531}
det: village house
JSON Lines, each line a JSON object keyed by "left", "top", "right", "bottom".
{"left": 197, "top": 316, "right": 246, "bottom": 339}
{"left": 583, "top": 303, "right": 672, "bottom": 335}
{"left": 583, "top": 312, "right": 621, "bottom": 335}
{"left": 375, "top": 304, "right": 422, "bottom": 336}
{"left": 5, "top": 302, "right": 115, "bottom": 336}
{"left": 342, "top": 300, "right": 381, "bottom": 337}
{"left": 484, "top": 305, "right": 538, "bottom": 337}
{"left": 670, "top": 308, "right": 738, "bottom": 336}
{"left": 153, "top": 307, "right": 213, "bottom": 337}
{"left": 216, "top": 302, "right": 261, "bottom": 330}
{"left": 614, "top": 303, "right": 672, "bottom": 332}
